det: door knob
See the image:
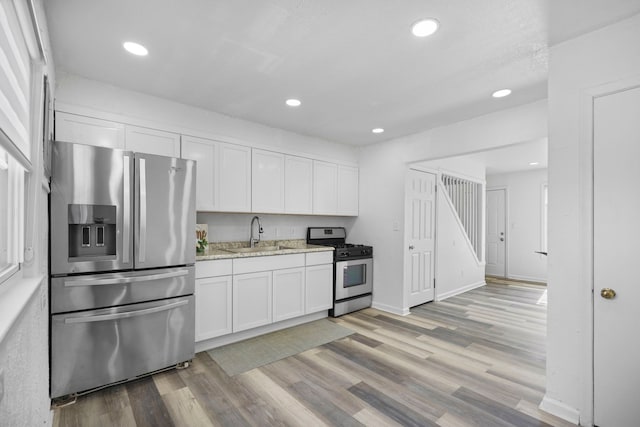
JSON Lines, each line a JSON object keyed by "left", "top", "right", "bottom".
{"left": 600, "top": 288, "right": 616, "bottom": 299}
{"left": 499, "top": 238, "right": 504, "bottom": 241}
{"left": 408, "top": 245, "right": 414, "bottom": 250}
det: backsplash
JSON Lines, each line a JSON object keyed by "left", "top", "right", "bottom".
{"left": 196, "top": 212, "right": 356, "bottom": 243}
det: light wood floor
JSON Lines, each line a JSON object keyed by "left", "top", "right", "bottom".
{"left": 53, "top": 279, "right": 575, "bottom": 427}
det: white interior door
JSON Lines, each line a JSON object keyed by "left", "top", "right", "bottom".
{"left": 593, "top": 85, "right": 640, "bottom": 427}
{"left": 405, "top": 169, "right": 436, "bottom": 307}
{"left": 485, "top": 189, "right": 506, "bottom": 277}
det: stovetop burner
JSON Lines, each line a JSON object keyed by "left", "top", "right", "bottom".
{"left": 306, "top": 227, "right": 373, "bottom": 260}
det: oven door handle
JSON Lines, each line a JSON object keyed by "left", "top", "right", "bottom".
{"left": 64, "top": 300, "right": 188, "bottom": 324}
{"left": 63, "top": 270, "right": 189, "bottom": 287}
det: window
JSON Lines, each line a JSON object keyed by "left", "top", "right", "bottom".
{"left": 541, "top": 183, "right": 548, "bottom": 253}
{"left": 0, "top": 0, "right": 36, "bottom": 285}
{"left": 0, "top": 142, "right": 25, "bottom": 284}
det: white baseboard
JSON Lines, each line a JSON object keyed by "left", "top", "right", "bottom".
{"left": 195, "top": 311, "right": 328, "bottom": 353}
{"left": 507, "top": 273, "right": 547, "bottom": 284}
{"left": 539, "top": 395, "right": 581, "bottom": 425}
{"left": 371, "top": 301, "right": 410, "bottom": 316}
{"left": 436, "top": 280, "right": 486, "bottom": 301}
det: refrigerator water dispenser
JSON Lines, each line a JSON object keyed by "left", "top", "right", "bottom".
{"left": 68, "top": 204, "right": 117, "bottom": 259}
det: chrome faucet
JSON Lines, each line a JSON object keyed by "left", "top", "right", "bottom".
{"left": 250, "top": 216, "right": 263, "bottom": 248}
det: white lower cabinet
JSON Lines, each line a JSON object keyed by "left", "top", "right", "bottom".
{"left": 233, "top": 271, "right": 273, "bottom": 332}
{"left": 273, "top": 267, "right": 305, "bottom": 322}
{"left": 305, "top": 264, "right": 333, "bottom": 313}
{"left": 195, "top": 259, "right": 233, "bottom": 341}
{"left": 196, "top": 250, "right": 333, "bottom": 343}
{"left": 195, "top": 275, "right": 232, "bottom": 341}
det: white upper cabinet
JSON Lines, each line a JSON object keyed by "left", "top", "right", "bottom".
{"left": 125, "top": 125, "right": 180, "bottom": 157}
{"left": 284, "top": 155, "right": 313, "bottom": 214}
{"left": 313, "top": 160, "right": 338, "bottom": 215}
{"left": 252, "top": 149, "right": 284, "bottom": 213}
{"left": 219, "top": 142, "right": 252, "bottom": 212}
{"left": 55, "top": 112, "right": 125, "bottom": 149}
{"left": 181, "top": 135, "right": 218, "bottom": 211}
{"left": 337, "top": 165, "right": 359, "bottom": 215}
{"left": 181, "top": 137, "right": 252, "bottom": 213}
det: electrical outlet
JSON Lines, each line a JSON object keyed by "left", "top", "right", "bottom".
{"left": 0, "top": 369, "right": 5, "bottom": 405}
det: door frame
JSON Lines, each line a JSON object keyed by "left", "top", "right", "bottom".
{"left": 485, "top": 186, "right": 509, "bottom": 279}
{"left": 403, "top": 166, "right": 438, "bottom": 312}
{"left": 560, "top": 76, "right": 640, "bottom": 426}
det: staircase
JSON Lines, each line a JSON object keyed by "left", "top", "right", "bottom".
{"left": 440, "top": 174, "right": 483, "bottom": 262}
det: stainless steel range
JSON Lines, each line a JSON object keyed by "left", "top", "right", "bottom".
{"left": 307, "top": 227, "right": 373, "bottom": 316}
{"left": 49, "top": 141, "right": 196, "bottom": 399}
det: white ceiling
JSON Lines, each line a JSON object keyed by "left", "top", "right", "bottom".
{"left": 463, "top": 138, "right": 547, "bottom": 175}
{"left": 43, "top": 1, "right": 640, "bottom": 146}
{"left": 415, "top": 138, "right": 548, "bottom": 176}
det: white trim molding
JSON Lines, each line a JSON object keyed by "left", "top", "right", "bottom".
{"left": 540, "top": 395, "right": 581, "bottom": 425}
{"left": 371, "top": 301, "right": 410, "bottom": 316}
{"left": 436, "top": 280, "right": 485, "bottom": 301}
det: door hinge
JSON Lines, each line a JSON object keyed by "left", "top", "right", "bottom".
{"left": 433, "top": 278, "right": 436, "bottom": 287}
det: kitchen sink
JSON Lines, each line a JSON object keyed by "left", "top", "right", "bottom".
{"left": 225, "top": 245, "right": 295, "bottom": 253}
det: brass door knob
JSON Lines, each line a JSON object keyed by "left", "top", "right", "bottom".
{"left": 600, "top": 288, "right": 616, "bottom": 299}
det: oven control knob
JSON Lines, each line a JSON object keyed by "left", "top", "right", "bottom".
{"left": 361, "top": 250, "right": 368, "bottom": 255}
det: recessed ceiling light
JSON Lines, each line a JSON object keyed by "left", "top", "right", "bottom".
{"left": 411, "top": 18, "right": 440, "bottom": 37}
{"left": 492, "top": 89, "right": 512, "bottom": 98}
{"left": 529, "top": 161, "right": 540, "bottom": 166}
{"left": 123, "top": 41, "right": 148, "bottom": 56}
{"left": 285, "top": 99, "right": 301, "bottom": 107}
{"left": 372, "top": 128, "right": 385, "bottom": 134}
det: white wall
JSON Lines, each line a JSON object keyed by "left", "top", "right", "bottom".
{"left": 197, "top": 212, "right": 356, "bottom": 243}
{"left": 487, "top": 169, "right": 548, "bottom": 282}
{"left": 351, "top": 100, "right": 547, "bottom": 314}
{"left": 544, "top": 12, "right": 640, "bottom": 425}
{"left": 0, "top": 0, "right": 55, "bottom": 425}
{"left": 55, "top": 72, "right": 358, "bottom": 165}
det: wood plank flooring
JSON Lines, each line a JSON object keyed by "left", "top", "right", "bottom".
{"left": 53, "top": 279, "right": 575, "bottom": 427}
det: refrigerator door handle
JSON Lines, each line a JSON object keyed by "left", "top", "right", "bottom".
{"left": 139, "top": 158, "right": 147, "bottom": 263}
{"left": 63, "top": 300, "right": 188, "bottom": 324}
{"left": 123, "top": 155, "right": 131, "bottom": 264}
{"left": 63, "top": 269, "right": 189, "bottom": 287}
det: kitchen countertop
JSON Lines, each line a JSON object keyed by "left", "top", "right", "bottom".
{"left": 196, "top": 239, "right": 334, "bottom": 261}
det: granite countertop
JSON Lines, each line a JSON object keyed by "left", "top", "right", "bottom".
{"left": 196, "top": 239, "right": 334, "bottom": 261}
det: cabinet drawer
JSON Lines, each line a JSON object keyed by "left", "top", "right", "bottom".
{"left": 306, "top": 251, "right": 333, "bottom": 266}
{"left": 196, "top": 259, "right": 233, "bottom": 278}
{"left": 233, "top": 253, "right": 305, "bottom": 274}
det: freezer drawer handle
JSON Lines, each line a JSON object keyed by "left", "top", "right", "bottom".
{"left": 64, "top": 299, "right": 189, "bottom": 324}
{"left": 63, "top": 270, "right": 189, "bottom": 287}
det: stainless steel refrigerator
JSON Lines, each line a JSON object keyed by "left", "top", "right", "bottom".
{"left": 49, "top": 140, "right": 196, "bottom": 399}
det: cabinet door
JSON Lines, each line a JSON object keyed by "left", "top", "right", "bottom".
{"left": 285, "top": 155, "right": 313, "bottom": 214}
{"left": 219, "top": 143, "right": 251, "bottom": 212}
{"left": 252, "top": 149, "right": 284, "bottom": 213}
{"left": 55, "top": 111, "right": 125, "bottom": 149}
{"left": 306, "top": 264, "right": 333, "bottom": 313}
{"left": 195, "top": 275, "right": 232, "bottom": 341}
{"left": 125, "top": 125, "right": 180, "bottom": 157}
{"left": 273, "top": 267, "right": 305, "bottom": 322}
{"left": 182, "top": 136, "right": 218, "bottom": 211}
{"left": 233, "top": 271, "right": 272, "bottom": 332}
{"left": 313, "top": 160, "right": 338, "bottom": 214}
{"left": 337, "top": 165, "right": 359, "bottom": 216}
